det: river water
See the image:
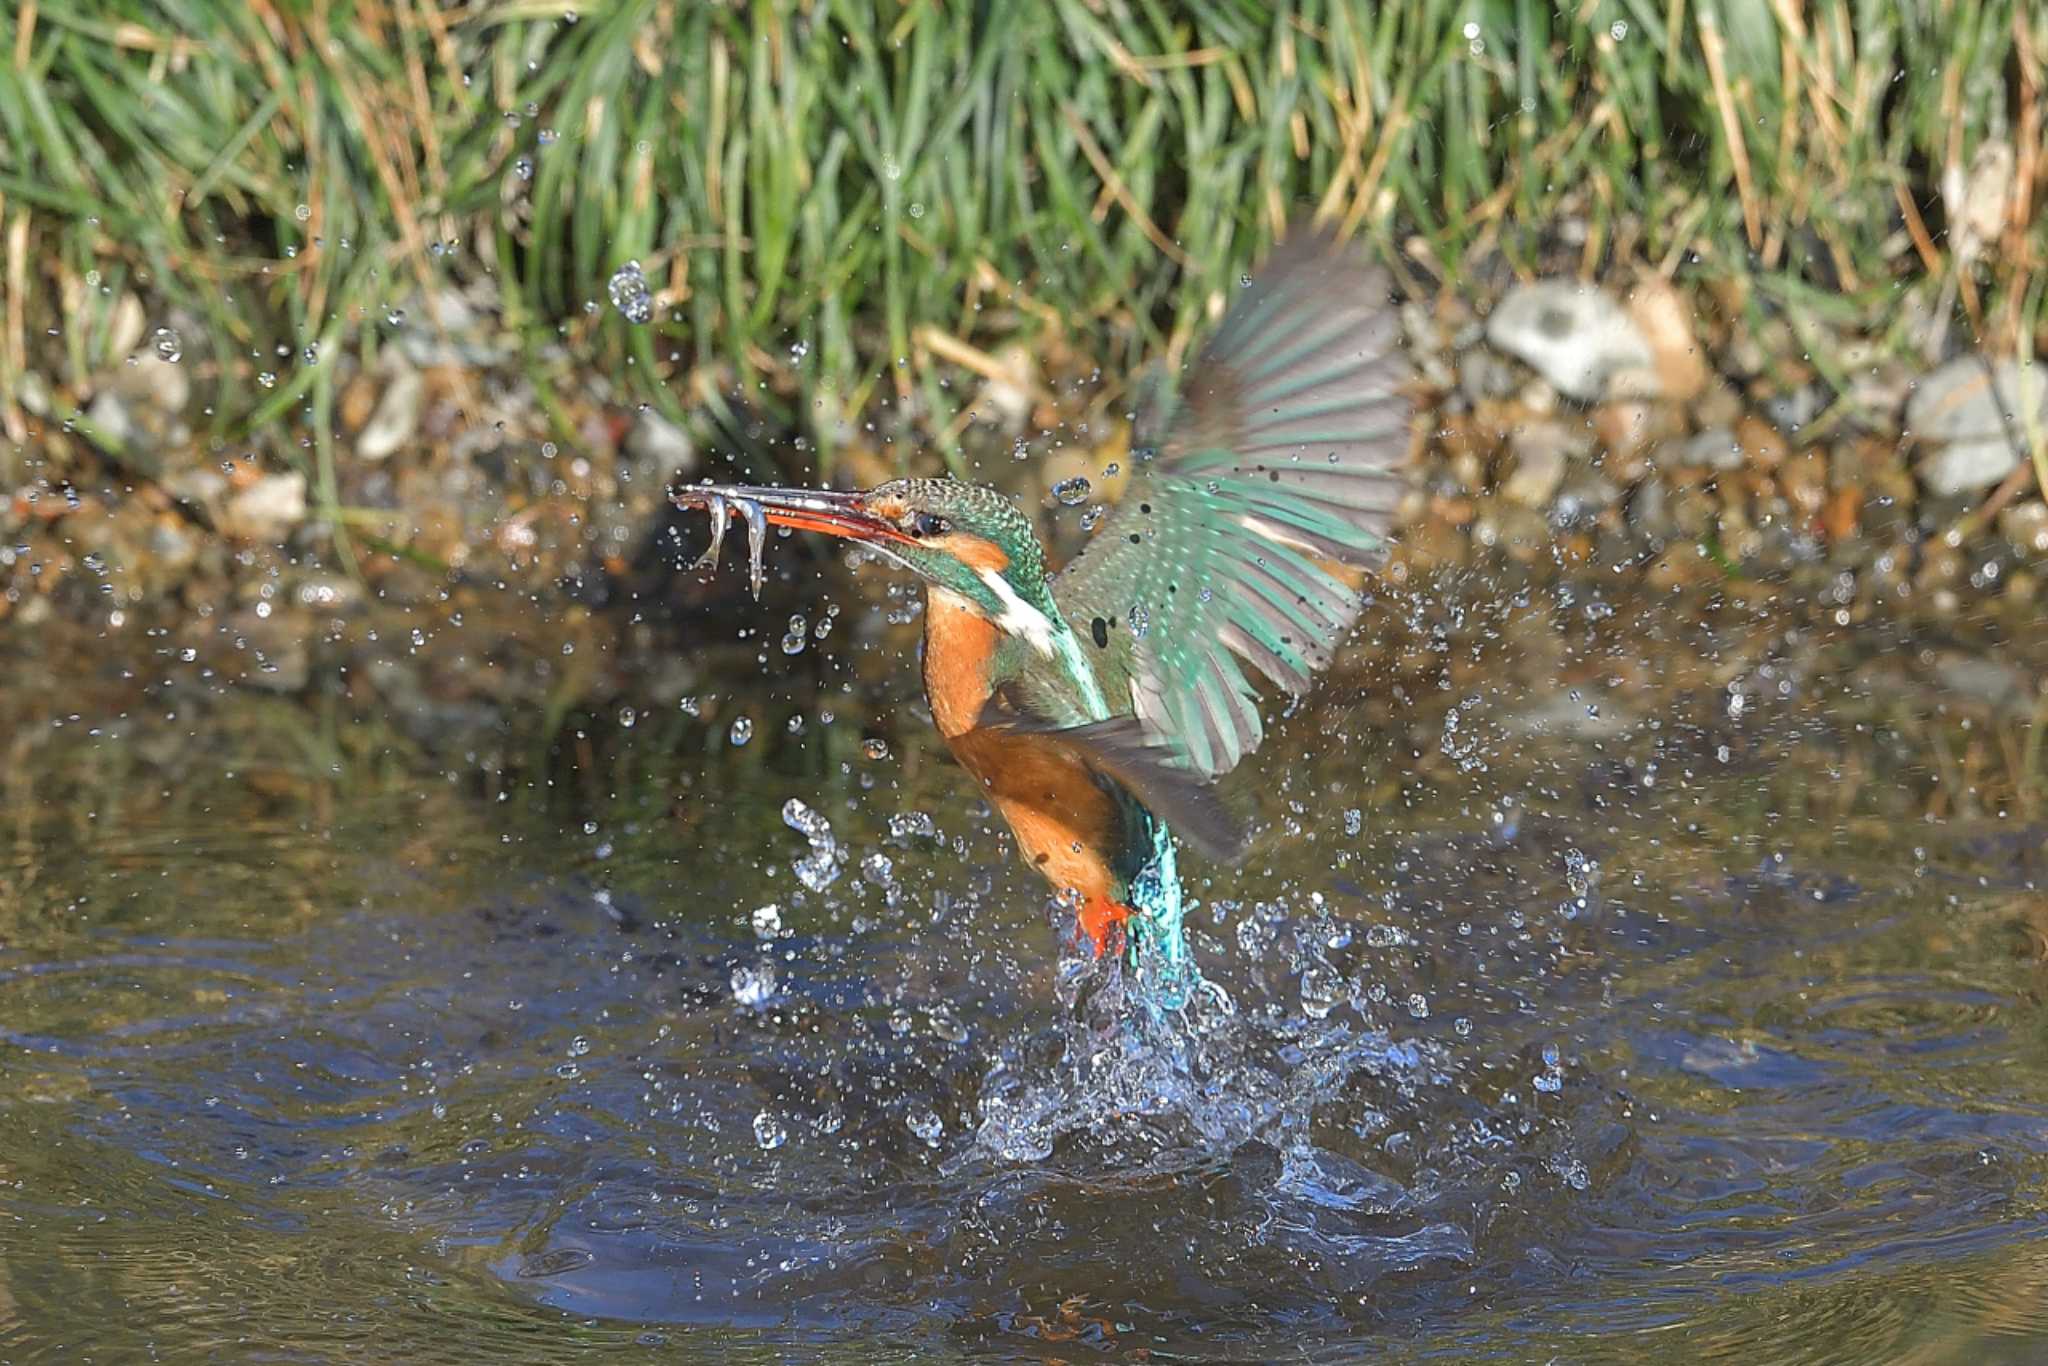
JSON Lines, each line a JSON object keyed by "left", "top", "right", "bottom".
{"left": 1, "top": 588, "right": 2044, "bottom": 1362}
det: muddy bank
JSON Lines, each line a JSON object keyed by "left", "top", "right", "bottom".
{"left": 4, "top": 272, "right": 2045, "bottom": 806}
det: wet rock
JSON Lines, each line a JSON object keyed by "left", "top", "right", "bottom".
{"left": 1458, "top": 348, "right": 1519, "bottom": 404}
{"left": 162, "top": 466, "right": 228, "bottom": 512}
{"left": 2001, "top": 501, "right": 2048, "bottom": 556}
{"left": 624, "top": 409, "right": 696, "bottom": 477}
{"left": 978, "top": 345, "right": 1039, "bottom": 432}
{"left": 146, "top": 520, "right": 201, "bottom": 578}
{"left": 357, "top": 364, "right": 425, "bottom": 462}
{"left": 1624, "top": 278, "right": 1709, "bottom": 402}
{"left": 84, "top": 349, "right": 192, "bottom": 469}
{"left": 15, "top": 370, "right": 52, "bottom": 418}
{"left": 106, "top": 295, "right": 149, "bottom": 364}
{"left": 1485, "top": 282, "right": 1657, "bottom": 402}
{"left": 1668, "top": 427, "right": 1747, "bottom": 472}
{"left": 1500, "top": 420, "right": 1581, "bottom": 507}
{"left": 1733, "top": 414, "right": 1790, "bottom": 470}
{"left": 1692, "top": 381, "right": 1745, "bottom": 432}
{"left": 227, "top": 608, "right": 312, "bottom": 693}
{"left": 1931, "top": 652, "right": 2032, "bottom": 716}
{"left": 1500, "top": 686, "right": 1636, "bottom": 740}
{"left": 1950, "top": 138, "right": 2014, "bottom": 264}
{"left": 1908, "top": 357, "right": 2048, "bottom": 497}
{"left": 222, "top": 473, "right": 308, "bottom": 543}
{"left": 1626, "top": 477, "right": 1675, "bottom": 542}
{"left": 1762, "top": 383, "right": 1827, "bottom": 435}
{"left": 1553, "top": 474, "right": 1620, "bottom": 525}
{"left": 292, "top": 572, "right": 366, "bottom": 614}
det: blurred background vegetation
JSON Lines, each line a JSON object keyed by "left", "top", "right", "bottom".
{"left": 2, "top": 0, "right": 2041, "bottom": 475}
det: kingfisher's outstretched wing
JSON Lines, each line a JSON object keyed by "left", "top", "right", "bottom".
{"left": 1050, "top": 232, "right": 1412, "bottom": 778}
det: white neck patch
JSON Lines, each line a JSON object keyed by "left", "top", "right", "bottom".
{"left": 974, "top": 567, "right": 1058, "bottom": 658}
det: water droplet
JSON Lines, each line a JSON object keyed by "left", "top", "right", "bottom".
{"left": 906, "top": 1107, "right": 943, "bottom": 1147}
{"left": 888, "top": 811, "right": 935, "bottom": 839}
{"left": 751, "top": 904, "right": 782, "bottom": 939}
{"left": 731, "top": 961, "right": 776, "bottom": 1007}
{"left": 1300, "top": 966, "right": 1342, "bottom": 1019}
{"left": 860, "top": 851, "right": 895, "bottom": 887}
{"left": 728, "top": 716, "right": 754, "bottom": 746}
{"left": 1610, "top": 19, "right": 1629, "bottom": 39}
{"left": 790, "top": 339, "right": 810, "bottom": 361}
{"left": 753, "top": 1110, "right": 789, "bottom": 1150}
{"left": 1079, "top": 504, "right": 1107, "bottom": 532}
{"left": 782, "top": 798, "right": 840, "bottom": 891}
{"left": 1127, "top": 603, "right": 1150, "bottom": 639}
{"left": 152, "top": 328, "right": 182, "bottom": 363}
{"left": 1051, "top": 476, "right": 1091, "bottom": 506}
{"left": 862, "top": 737, "right": 890, "bottom": 761}
{"left": 385, "top": 307, "right": 405, "bottom": 327}
{"left": 514, "top": 155, "right": 535, "bottom": 181}
{"left": 1407, "top": 993, "right": 1430, "bottom": 1019}
{"left": 608, "top": 261, "right": 653, "bottom": 324}
{"left": 302, "top": 343, "right": 320, "bottom": 366}
{"left": 293, "top": 203, "right": 311, "bottom": 222}
{"left": 257, "top": 371, "right": 277, "bottom": 389}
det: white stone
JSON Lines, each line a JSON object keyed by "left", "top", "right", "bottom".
{"left": 1908, "top": 356, "right": 2048, "bottom": 497}
{"left": 1485, "top": 282, "right": 1658, "bottom": 402}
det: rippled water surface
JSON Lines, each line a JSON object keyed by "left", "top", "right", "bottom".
{"left": 3, "top": 616, "right": 2047, "bottom": 1363}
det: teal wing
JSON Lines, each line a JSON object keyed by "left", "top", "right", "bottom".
{"left": 1050, "top": 232, "right": 1411, "bottom": 778}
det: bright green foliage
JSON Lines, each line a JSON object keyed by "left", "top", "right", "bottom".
{"left": 0, "top": 0, "right": 2039, "bottom": 475}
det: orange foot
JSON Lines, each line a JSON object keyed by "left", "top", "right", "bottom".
{"left": 1077, "top": 896, "right": 1133, "bottom": 959}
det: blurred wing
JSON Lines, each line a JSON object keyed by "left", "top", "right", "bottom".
{"left": 1053, "top": 232, "right": 1411, "bottom": 778}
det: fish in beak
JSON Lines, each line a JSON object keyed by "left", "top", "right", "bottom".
{"left": 671, "top": 484, "right": 912, "bottom": 598}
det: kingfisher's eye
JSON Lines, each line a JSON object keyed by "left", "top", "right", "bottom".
{"left": 910, "top": 512, "right": 949, "bottom": 538}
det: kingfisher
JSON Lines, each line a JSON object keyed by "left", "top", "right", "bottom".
{"left": 677, "top": 234, "right": 1410, "bottom": 978}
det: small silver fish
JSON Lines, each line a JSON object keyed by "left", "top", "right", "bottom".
{"left": 689, "top": 494, "right": 731, "bottom": 575}
{"left": 735, "top": 498, "right": 767, "bottom": 601}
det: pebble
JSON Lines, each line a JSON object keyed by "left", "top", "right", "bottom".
{"left": 1458, "top": 348, "right": 1519, "bottom": 404}
{"left": 1669, "top": 427, "right": 1748, "bottom": 472}
{"left": 84, "top": 349, "right": 192, "bottom": 470}
{"left": 1485, "top": 281, "right": 1658, "bottom": 402}
{"left": 1500, "top": 420, "right": 1579, "bottom": 507}
{"left": 1908, "top": 357, "right": 2048, "bottom": 497}
{"left": 357, "top": 364, "right": 425, "bottom": 462}
{"left": 1624, "top": 278, "right": 1709, "bottom": 401}
{"left": 2000, "top": 501, "right": 2048, "bottom": 556}
{"left": 222, "top": 472, "right": 308, "bottom": 543}
{"left": 1931, "top": 652, "right": 2032, "bottom": 715}
{"left": 624, "top": 409, "right": 696, "bottom": 474}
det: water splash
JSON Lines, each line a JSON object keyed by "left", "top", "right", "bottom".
{"left": 782, "top": 798, "right": 840, "bottom": 891}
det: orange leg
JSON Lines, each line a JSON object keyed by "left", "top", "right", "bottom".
{"left": 1077, "top": 896, "right": 1132, "bottom": 959}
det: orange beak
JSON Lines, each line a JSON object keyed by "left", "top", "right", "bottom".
{"left": 670, "top": 484, "right": 914, "bottom": 546}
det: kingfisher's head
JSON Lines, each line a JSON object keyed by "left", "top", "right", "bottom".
{"left": 675, "top": 478, "right": 1061, "bottom": 648}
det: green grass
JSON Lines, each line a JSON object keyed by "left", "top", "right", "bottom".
{"left": 1, "top": 0, "right": 2042, "bottom": 481}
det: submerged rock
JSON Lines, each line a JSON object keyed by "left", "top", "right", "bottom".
{"left": 1908, "top": 357, "right": 2047, "bottom": 497}
{"left": 1485, "top": 282, "right": 1657, "bottom": 402}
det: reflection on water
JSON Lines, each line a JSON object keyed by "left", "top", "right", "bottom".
{"left": 1, "top": 604, "right": 2046, "bottom": 1362}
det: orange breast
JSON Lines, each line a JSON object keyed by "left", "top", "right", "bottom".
{"left": 945, "top": 727, "right": 1123, "bottom": 905}
{"left": 921, "top": 590, "right": 1124, "bottom": 906}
